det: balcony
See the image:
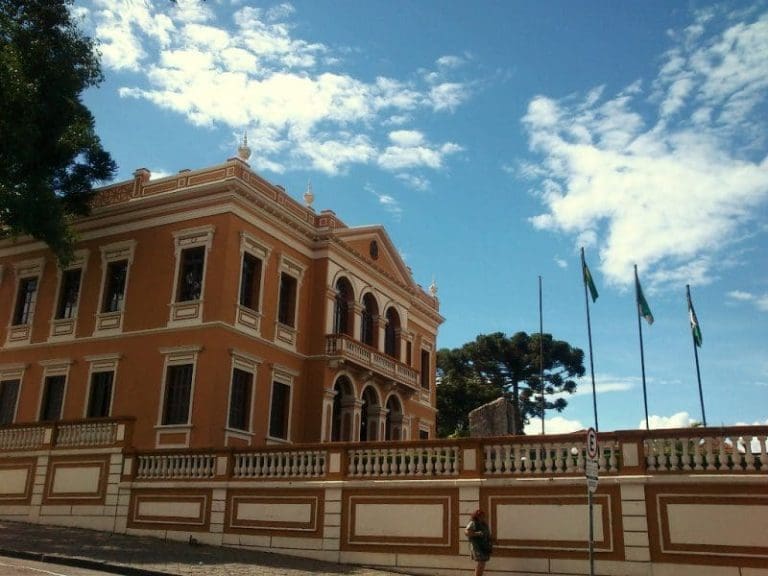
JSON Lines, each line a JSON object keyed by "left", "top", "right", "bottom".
{"left": 325, "top": 334, "right": 419, "bottom": 393}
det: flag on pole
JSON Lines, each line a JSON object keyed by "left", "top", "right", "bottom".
{"left": 687, "top": 291, "right": 702, "bottom": 347}
{"left": 582, "top": 256, "right": 599, "bottom": 303}
{"left": 635, "top": 273, "right": 654, "bottom": 325}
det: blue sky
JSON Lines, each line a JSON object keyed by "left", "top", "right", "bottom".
{"left": 73, "top": 0, "right": 768, "bottom": 434}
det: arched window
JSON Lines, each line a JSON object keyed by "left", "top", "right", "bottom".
{"left": 333, "top": 278, "right": 354, "bottom": 336}
{"left": 331, "top": 376, "right": 354, "bottom": 442}
{"left": 384, "top": 307, "right": 401, "bottom": 359}
{"left": 360, "top": 293, "right": 378, "bottom": 347}
{"left": 360, "top": 387, "right": 379, "bottom": 442}
{"left": 385, "top": 395, "right": 403, "bottom": 441}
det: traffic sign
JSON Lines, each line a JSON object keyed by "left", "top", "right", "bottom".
{"left": 585, "top": 459, "right": 599, "bottom": 493}
{"left": 586, "top": 427, "right": 598, "bottom": 460}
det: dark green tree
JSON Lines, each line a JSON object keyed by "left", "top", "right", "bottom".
{"left": 436, "top": 332, "right": 585, "bottom": 437}
{"left": 436, "top": 347, "right": 499, "bottom": 437}
{"left": 0, "top": 0, "right": 116, "bottom": 263}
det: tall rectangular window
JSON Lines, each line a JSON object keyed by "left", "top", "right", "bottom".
{"left": 12, "top": 277, "right": 38, "bottom": 325}
{"left": 162, "top": 364, "right": 193, "bottom": 425}
{"left": 87, "top": 371, "right": 114, "bottom": 418}
{"left": 420, "top": 350, "right": 431, "bottom": 389}
{"left": 239, "top": 253, "right": 262, "bottom": 310}
{"left": 268, "top": 381, "right": 291, "bottom": 440}
{"left": 228, "top": 368, "right": 253, "bottom": 431}
{"left": 40, "top": 375, "right": 65, "bottom": 421}
{"left": 102, "top": 260, "right": 128, "bottom": 312}
{"left": 277, "top": 273, "right": 297, "bottom": 327}
{"left": 56, "top": 269, "right": 82, "bottom": 319}
{"left": 176, "top": 246, "right": 205, "bottom": 302}
{"left": 0, "top": 380, "right": 20, "bottom": 425}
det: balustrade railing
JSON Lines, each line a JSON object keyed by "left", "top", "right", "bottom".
{"left": 483, "top": 438, "right": 620, "bottom": 475}
{"left": 232, "top": 450, "right": 326, "bottom": 478}
{"left": 3, "top": 419, "right": 767, "bottom": 481}
{"left": 56, "top": 421, "right": 119, "bottom": 447}
{"left": 326, "top": 334, "right": 419, "bottom": 390}
{"left": 347, "top": 445, "right": 460, "bottom": 477}
{"left": 645, "top": 431, "right": 768, "bottom": 473}
{"left": 136, "top": 453, "right": 217, "bottom": 479}
{"left": 0, "top": 426, "right": 46, "bottom": 450}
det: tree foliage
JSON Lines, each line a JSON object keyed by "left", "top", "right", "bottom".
{"left": 0, "top": 0, "right": 116, "bottom": 263}
{"left": 436, "top": 332, "right": 585, "bottom": 437}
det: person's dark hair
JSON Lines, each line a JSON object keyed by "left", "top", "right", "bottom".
{"left": 471, "top": 509, "right": 484, "bottom": 521}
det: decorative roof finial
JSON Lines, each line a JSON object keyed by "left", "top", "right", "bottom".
{"left": 429, "top": 276, "right": 438, "bottom": 298}
{"left": 303, "top": 179, "right": 315, "bottom": 208}
{"left": 237, "top": 131, "right": 251, "bottom": 161}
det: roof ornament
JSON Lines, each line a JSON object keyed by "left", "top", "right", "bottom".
{"left": 237, "top": 132, "right": 251, "bottom": 161}
{"left": 429, "top": 276, "right": 438, "bottom": 298}
{"left": 303, "top": 179, "right": 315, "bottom": 208}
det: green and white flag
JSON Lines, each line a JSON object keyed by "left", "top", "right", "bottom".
{"left": 582, "top": 256, "right": 599, "bottom": 303}
{"left": 687, "top": 292, "right": 702, "bottom": 347}
{"left": 635, "top": 273, "right": 654, "bottom": 325}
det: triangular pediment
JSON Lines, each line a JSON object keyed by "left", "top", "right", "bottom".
{"left": 334, "top": 225, "right": 415, "bottom": 288}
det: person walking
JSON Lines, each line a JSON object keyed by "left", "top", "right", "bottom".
{"left": 465, "top": 509, "right": 492, "bottom": 576}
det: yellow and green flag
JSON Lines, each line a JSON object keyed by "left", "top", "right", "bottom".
{"left": 687, "top": 292, "right": 702, "bottom": 347}
{"left": 635, "top": 273, "right": 654, "bottom": 325}
{"left": 582, "top": 255, "right": 599, "bottom": 303}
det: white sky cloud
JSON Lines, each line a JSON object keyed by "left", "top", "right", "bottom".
{"left": 378, "top": 134, "right": 462, "bottom": 171}
{"left": 85, "top": 1, "right": 471, "bottom": 178}
{"left": 365, "top": 184, "right": 403, "bottom": 221}
{"left": 396, "top": 173, "right": 430, "bottom": 191}
{"left": 524, "top": 416, "right": 584, "bottom": 435}
{"left": 641, "top": 411, "right": 697, "bottom": 430}
{"left": 726, "top": 289, "right": 768, "bottom": 312}
{"left": 522, "top": 9, "right": 768, "bottom": 290}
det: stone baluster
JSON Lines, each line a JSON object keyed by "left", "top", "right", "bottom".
{"left": 744, "top": 436, "right": 757, "bottom": 471}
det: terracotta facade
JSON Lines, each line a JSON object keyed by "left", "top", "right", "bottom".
{"left": 0, "top": 155, "right": 443, "bottom": 450}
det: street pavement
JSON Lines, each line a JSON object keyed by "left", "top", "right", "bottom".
{"left": 0, "top": 520, "right": 417, "bottom": 576}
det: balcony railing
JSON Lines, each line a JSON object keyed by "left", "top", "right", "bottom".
{"left": 326, "top": 334, "right": 419, "bottom": 391}
{"left": 0, "top": 418, "right": 131, "bottom": 451}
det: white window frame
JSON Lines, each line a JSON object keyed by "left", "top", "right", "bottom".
{"left": 0, "top": 363, "right": 26, "bottom": 425}
{"left": 274, "top": 255, "right": 305, "bottom": 350}
{"left": 266, "top": 365, "right": 298, "bottom": 444}
{"left": 224, "top": 349, "right": 261, "bottom": 445}
{"left": 95, "top": 240, "right": 137, "bottom": 335}
{"left": 155, "top": 345, "right": 201, "bottom": 448}
{"left": 235, "top": 232, "right": 271, "bottom": 336}
{"left": 168, "top": 225, "right": 214, "bottom": 327}
{"left": 6, "top": 257, "right": 45, "bottom": 346}
{"left": 83, "top": 353, "right": 121, "bottom": 419}
{"left": 38, "top": 359, "right": 73, "bottom": 422}
{"left": 49, "top": 249, "right": 89, "bottom": 341}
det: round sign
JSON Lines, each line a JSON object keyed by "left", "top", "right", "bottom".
{"left": 586, "top": 427, "right": 598, "bottom": 460}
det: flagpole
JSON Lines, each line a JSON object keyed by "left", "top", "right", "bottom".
{"left": 539, "top": 275, "right": 545, "bottom": 435}
{"left": 635, "top": 265, "right": 650, "bottom": 430}
{"left": 581, "top": 248, "right": 599, "bottom": 431}
{"left": 687, "top": 284, "right": 707, "bottom": 426}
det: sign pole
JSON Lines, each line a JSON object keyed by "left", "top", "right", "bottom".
{"left": 585, "top": 427, "right": 598, "bottom": 576}
{"left": 588, "top": 489, "right": 594, "bottom": 576}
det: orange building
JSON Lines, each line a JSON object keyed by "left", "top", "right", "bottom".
{"left": 0, "top": 144, "right": 443, "bottom": 450}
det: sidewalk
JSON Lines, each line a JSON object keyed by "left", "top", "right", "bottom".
{"left": 0, "top": 520, "right": 416, "bottom": 576}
